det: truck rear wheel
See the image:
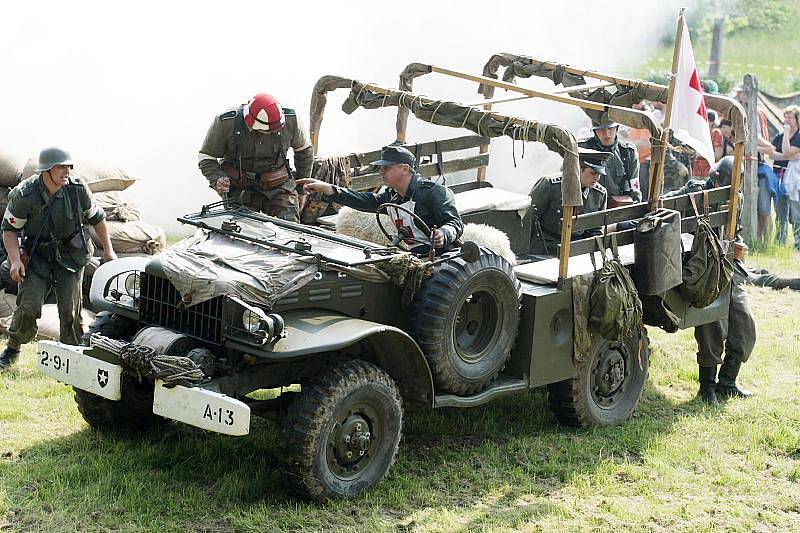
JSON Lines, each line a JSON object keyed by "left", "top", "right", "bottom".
{"left": 547, "top": 328, "right": 649, "bottom": 427}
{"left": 74, "top": 312, "right": 165, "bottom": 432}
{"left": 411, "top": 248, "right": 521, "bottom": 395}
{"left": 282, "top": 359, "right": 403, "bottom": 501}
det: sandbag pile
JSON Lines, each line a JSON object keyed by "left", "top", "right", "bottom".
{"left": 0, "top": 149, "right": 165, "bottom": 256}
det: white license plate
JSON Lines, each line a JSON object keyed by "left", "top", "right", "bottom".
{"left": 152, "top": 380, "right": 250, "bottom": 436}
{"left": 37, "top": 341, "right": 122, "bottom": 401}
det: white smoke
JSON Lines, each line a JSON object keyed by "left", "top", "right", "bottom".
{"left": 0, "top": 0, "right": 693, "bottom": 234}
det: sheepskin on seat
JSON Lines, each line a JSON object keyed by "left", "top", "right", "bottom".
{"left": 335, "top": 207, "right": 516, "bottom": 265}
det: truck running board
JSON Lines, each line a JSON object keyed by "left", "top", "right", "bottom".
{"left": 433, "top": 376, "right": 528, "bottom": 408}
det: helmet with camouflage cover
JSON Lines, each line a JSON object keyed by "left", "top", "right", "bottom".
{"left": 36, "top": 147, "right": 74, "bottom": 172}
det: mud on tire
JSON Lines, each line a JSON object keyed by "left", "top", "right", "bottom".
{"left": 74, "top": 312, "right": 165, "bottom": 432}
{"left": 282, "top": 359, "right": 403, "bottom": 501}
{"left": 411, "top": 247, "right": 521, "bottom": 395}
{"left": 547, "top": 327, "right": 650, "bottom": 427}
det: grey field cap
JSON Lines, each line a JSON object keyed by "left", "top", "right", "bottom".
{"left": 579, "top": 147, "right": 610, "bottom": 175}
{"left": 36, "top": 146, "right": 74, "bottom": 172}
{"left": 372, "top": 145, "right": 416, "bottom": 167}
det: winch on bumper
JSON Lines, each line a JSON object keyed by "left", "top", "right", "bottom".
{"left": 36, "top": 340, "right": 251, "bottom": 436}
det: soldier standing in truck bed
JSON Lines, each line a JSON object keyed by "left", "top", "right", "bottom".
{"left": 198, "top": 93, "right": 314, "bottom": 222}
{"left": 529, "top": 149, "right": 610, "bottom": 256}
{"left": 580, "top": 122, "right": 641, "bottom": 205}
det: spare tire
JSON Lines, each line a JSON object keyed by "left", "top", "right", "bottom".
{"left": 411, "top": 247, "right": 521, "bottom": 395}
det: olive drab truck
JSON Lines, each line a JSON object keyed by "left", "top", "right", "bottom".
{"left": 35, "top": 59, "right": 748, "bottom": 501}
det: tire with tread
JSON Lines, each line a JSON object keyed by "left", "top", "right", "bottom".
{"left": 548, "top": 328, "right": 650, "bottom": 427}
{"left": 74, "top": 312, "right": 165, "bottom": 432}
{"left": 411, "top": 247, "right": 521, "bottom": 395}
{"left": 282, "top": 359, "right": 403, "bottom": 501}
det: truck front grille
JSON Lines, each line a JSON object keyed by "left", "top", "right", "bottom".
{"left": 139, "top": 273, "right": 224, "bottom": 344}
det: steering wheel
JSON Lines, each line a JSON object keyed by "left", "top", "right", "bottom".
{"left": 375, "top": 203, "right": 434, "bottom": 248}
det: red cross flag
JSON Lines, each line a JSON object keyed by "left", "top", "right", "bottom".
{"left": 669, "top": 19, "right": 715, "bottom": 166}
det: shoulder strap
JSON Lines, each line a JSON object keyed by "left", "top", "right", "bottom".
{"left": 68, "top": 185, "right": 88, "bottom": 250}
{"left": 702, "top": 190, "right": 710, "bottom": 218}
{"left": 688, "top": 192, "right": 701, "bottom": 219}
{"left": 26, "top": 194, "right": 58, "bottom": 256}
{"left": 434, "top": 140, "right": 445, "bottom": 184}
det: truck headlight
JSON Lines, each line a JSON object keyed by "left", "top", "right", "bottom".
{"left": 242, "top": 309, "right": 262, "bottom": 333}
{"left": 124, "top": 273, "right": 140, "bottom": 299}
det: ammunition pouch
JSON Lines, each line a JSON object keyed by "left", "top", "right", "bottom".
{"left": 257, "top": 167, "right": 289, "bottom": 189}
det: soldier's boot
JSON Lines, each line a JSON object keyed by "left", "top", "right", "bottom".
{"left": 0, "top": 346, "right": 20, "bottom": 371}
{"left": 697, "top": 365, "right": 719, "bottom": 405}
{"left": 716, "top": 359, "right": 753, "bottom": 399}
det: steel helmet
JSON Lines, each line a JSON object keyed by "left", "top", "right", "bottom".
{"left": 36, "top": 147, "right": 74, "bottom": 172}
{"left": 243, "top": 93, "right": 285, "bottom": 132}
{"left": 711, "top": 155, "right": 734, "bottom": 185}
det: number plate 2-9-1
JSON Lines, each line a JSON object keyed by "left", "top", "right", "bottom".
{"left": 152, "top": 380, "right": 251, "bottom": 436}
{"left": 36, "top": 340, "right": 122, "bottom": 401}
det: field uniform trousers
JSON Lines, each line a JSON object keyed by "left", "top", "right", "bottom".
{"left": 7, "top": 259, "right": 84, "bottom": 349}
{"left": 694, "top": 270, "right": 756, "bottom": 366}
{"left": 228, "top": 179, "right": 299, "bottom": 222}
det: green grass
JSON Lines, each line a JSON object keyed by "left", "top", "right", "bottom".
{"left": 644, "top": 6, "right": 800, "bottom": 95}
{"left": 2, "top": 257, "right": 800, "bottom": 531}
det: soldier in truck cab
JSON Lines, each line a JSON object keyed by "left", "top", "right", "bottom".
{"left": 298, "top": 145, "right": 463, "bottom": 254}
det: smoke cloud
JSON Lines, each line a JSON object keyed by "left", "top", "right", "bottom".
{"left": 1, "top": 0, "right": 691, "bottom": 234}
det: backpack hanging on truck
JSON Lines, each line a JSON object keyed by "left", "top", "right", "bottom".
{"left": 588, "top": 234, "right": 643, "bottom": 341}
{"left": 680, "top": 192, "right": 733, "bottom": 308}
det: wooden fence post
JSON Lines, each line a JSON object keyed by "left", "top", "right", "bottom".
{"left": 742, "top": 74, "right": 759, "bottom": 243}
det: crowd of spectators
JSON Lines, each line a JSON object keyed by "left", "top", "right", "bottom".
{"left": 617, "top": 86, "right": 800, "bottom": 251}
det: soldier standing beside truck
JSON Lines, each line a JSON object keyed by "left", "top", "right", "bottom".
{"left": 198, "top": 93, "right": 314, "bottom": 222}
{"left": 0, "top": 147, "right": 116, "bottom": 371}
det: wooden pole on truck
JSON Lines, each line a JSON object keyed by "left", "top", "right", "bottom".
{"left": 648, "top": 9, "right": 685, "bottom": 212}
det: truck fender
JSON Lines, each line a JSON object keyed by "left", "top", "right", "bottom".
{"left": 88, "top": 256, "right": 151, "bottom": 318}
{"left": 259, "top": 310, "right": 434, "bottom": 405}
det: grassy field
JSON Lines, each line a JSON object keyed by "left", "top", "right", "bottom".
{"left": 0, "top": 247, "right": 798, "bottom": 532}
{"left": 643, "top": 4, "right": 800, "bottom": 95}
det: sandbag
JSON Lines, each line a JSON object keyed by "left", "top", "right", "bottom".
{"left": 93, "top": 191, "right": 141, "bottom": 222}
{"left": 90, "top": 220, "right": 166, "bottom": 255}
{"left": 19, "top": 157, "right": 137, "bottom": 193}
{"left": 0, "top": 149, "right": 28, "bottom": 186}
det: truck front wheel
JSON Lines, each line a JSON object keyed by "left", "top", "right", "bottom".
{"left": 547, "top": 328, "right": 649, "bottom": 427}
{"left": 282, "top": 359, "right": 403, "bottom": 501}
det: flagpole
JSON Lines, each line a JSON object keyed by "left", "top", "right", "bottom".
{"left": 648, "top": 8, "right": 686, "bottom": 212}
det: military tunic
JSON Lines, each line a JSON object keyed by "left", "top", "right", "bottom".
{"left": 325, "top": 173, "right": 463, "bottom": 251}
{"left": 198, "top": 106, "right": 314, "bottom": 221}
{"left": 580, "top": 136, "right": 641, "bottom": 202}
{"left": 2, "top": 174, "right": 104, "bottom": 347}
{"left": 529, "top": 175, "right": 607, "bottom": 255}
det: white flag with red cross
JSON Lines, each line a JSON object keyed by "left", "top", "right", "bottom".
{"left": 669, "top": 19, "right": 715, "bottom": 166}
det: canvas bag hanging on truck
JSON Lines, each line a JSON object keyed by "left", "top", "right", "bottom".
{"left": 588, "top": 234, "right": 643, "bottom": 341}
{"left": 632, "top": 208, "right": 682, "bottom": 295}
{"left": 680, "top": 191, "right": 733, "bottom": 308}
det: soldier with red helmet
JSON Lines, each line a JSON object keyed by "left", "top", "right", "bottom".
{"left": 198, "top": 93, "right": 314, "bottom": 221}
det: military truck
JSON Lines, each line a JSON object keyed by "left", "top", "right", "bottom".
{"left": 35, "top": 68, "right": 747, "bottom": 501}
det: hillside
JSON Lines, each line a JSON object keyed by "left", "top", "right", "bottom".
{"left": 643, "top": 2, "right": 800, "bottom": 95}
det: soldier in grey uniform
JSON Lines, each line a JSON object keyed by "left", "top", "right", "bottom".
{"left": 298, "top": 146, "right": 463, "bottom": 254}
{"left": 198, "top": 93, "right": 314, "bottom": 222}
{"left": 0, "top": 147, "right": 116, "bottom": 371}
{"left": 529, "top": 149, "right": 610, "bottom": 256}
{"left": 666, "top": 156, "right": 756, "bottom": 404}
{"left": 580, "top": 122, "right": 642, "bottom": 204}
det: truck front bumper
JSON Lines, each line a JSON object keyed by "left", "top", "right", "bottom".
{"left": 37, "top": 340, "right": 251, "bottom": 436}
